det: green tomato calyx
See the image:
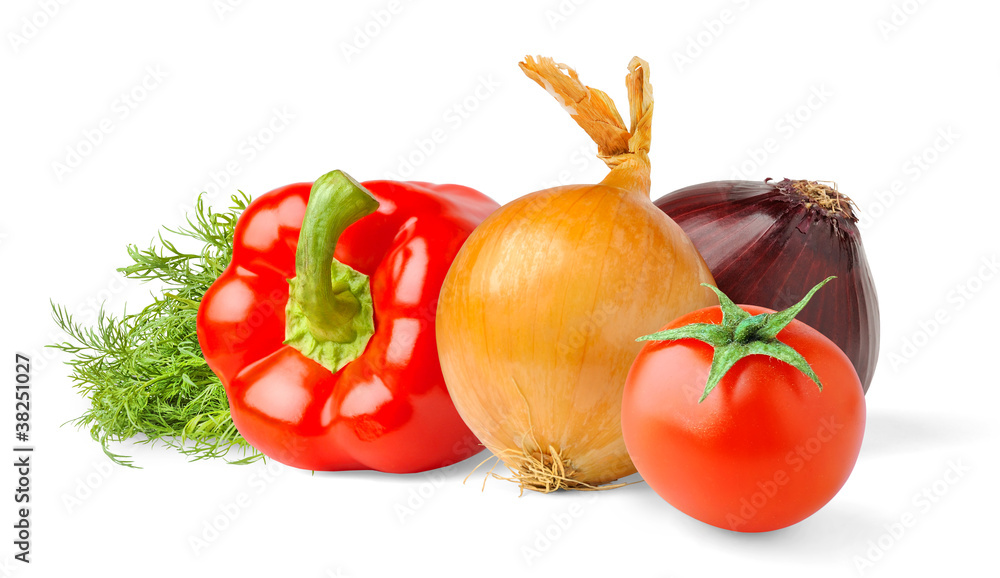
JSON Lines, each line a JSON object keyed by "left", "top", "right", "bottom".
{"left": 637, "top": 277, "right": 835, "bottom": 403}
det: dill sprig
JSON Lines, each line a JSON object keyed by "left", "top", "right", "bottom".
{"left": 51, "top": 193, "right": 262, "bottom": 468}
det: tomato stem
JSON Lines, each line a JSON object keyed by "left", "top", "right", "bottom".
{"left": 638, "top": 277, "right": 835, "bottom": 402}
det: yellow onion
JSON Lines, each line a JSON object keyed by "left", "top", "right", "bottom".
{"left": 436, "top": 56, "right": 716, "bottom": 492}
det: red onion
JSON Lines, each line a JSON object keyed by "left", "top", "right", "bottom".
{"left": 654, "top": 179, "right": 879, "bottom": 393}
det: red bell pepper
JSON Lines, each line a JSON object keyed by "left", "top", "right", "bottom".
{"left": 197, "top": 170, "right": 497, "bottom": 472}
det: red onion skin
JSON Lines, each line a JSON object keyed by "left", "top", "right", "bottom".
{"left": 654, "top": 180, "right": 879, "bottom": 393}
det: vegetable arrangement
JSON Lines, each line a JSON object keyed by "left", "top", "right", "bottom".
{"left": 54, "top": 53, "right": 879, "bottom": 533}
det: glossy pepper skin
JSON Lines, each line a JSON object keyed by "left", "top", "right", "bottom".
{"left": 197, "top": 176, "right": 498, "bottom": 472}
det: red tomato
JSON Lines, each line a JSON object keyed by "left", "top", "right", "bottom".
{"left": 621, "top": 304, "right": 866, "bottom": 532}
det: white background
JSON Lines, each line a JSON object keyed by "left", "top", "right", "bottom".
{"left": 2, "top": 0, "right": 998, "bottom": 576}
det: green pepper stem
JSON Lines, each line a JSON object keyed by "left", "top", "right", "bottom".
{"left": 284, "top": 170, "right": 379, "bottom": 373}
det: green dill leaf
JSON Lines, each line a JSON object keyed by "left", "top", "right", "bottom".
{"left": 50, "top": 193, "right": 261, "bottom": 468}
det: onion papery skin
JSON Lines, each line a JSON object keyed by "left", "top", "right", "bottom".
{"left": 437, "top": 183, "right": 716, "bottom": 487}
{"left": 654, "top": 179, "right": 879, "bottom": 393}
